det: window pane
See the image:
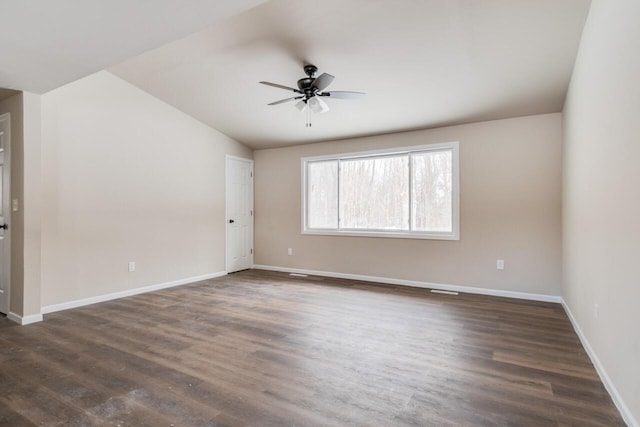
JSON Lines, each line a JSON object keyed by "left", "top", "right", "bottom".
{"left": 307, "top": 160, "right": 338, "bottom": 229}
{"left": 340, "top": 155, "right": 409, "bottom": 230}
{"left": 412, "top": 150, "right": 452, "bottom": 232}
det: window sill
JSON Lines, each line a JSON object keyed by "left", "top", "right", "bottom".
{"left": 302, "top": 229, "right": 459, "bottom": 241}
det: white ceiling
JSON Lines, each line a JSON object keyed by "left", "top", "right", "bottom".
{"left": 111, "top": 0, "right": 591, "bottom": 149}
{"left": 0, "top": 0, "right": 266, "bottom": 93}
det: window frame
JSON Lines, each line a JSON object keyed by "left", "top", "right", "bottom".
{"left": 301, "top": 141, "right": 460, "bottom": 240}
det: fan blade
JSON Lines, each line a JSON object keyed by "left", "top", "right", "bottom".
{"left": 260, "top": 81, "right": 301, "bottom": 93}
{"left": 311, "top": 73, "right": 335, "bottom": 92}
{"left": 320, "top": 91, "right": 366, "bottom": 99}
{"left": 268, "top": 96, "right": 302, "bottom": 106}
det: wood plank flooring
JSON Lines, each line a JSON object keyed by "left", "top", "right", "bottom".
{"left": 0, "top": 270, "right": 625, "bottom": 426}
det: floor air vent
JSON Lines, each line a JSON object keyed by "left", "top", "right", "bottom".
{"left": 430, "top": 289, "right": 459, "bottom": 296}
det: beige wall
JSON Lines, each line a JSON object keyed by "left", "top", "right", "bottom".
{"left": 563, "top": 0, "right": 640, "bottom": 424}
{"left": 22, "top": 92, "right": 42, "bottom": 316}
{"left": 254, "top": 113, "right": 562, "bottom": 296}
{"left": 40, "top": 71, "right": 251, "bottom": 308}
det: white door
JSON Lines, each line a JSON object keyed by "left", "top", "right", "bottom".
{"left": 0, "top": 113, "right": 11, "bottom": 314}
{"left": 226, "top": 156, "right": 253, "bottom": 273}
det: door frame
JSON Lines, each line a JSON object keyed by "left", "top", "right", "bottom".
{"left": 225, "top": 155, "right": 254, "bottom": 273}
{"left": 0, "top": 112, "right": 11, "bottom": 315}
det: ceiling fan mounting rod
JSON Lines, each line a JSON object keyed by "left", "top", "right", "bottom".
{"left": 298, "top": 65, "right": 321, "bottom": 98}
{"left": 303, "top": 64, "right": 318, "bottom": 77}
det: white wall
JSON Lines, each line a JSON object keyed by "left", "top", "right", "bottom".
{"left": 563, "top": 0, "right": 640, "bottom": 425}
{"left": 40, "top": 71, "right": 251, "bottom": 308}
{"left": 254, "top": 113, "right": 562, "bottom": 297}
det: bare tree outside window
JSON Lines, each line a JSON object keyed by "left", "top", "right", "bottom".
{"left": 307, "top": 160, "right": 338, "bottom": 229}
{"left": 340, "top": 155, "right": 409, "bottom": 230}
{"left": 412, "top": 150, "right": 452, "bottom": 232}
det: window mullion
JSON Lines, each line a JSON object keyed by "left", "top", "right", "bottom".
{"left": 408, "top": 153, "right": 412, "bottom": 232}
{"left": 337, "top": 159, "right": 341, "bottom": 231}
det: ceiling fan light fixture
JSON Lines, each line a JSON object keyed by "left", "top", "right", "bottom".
{"left": 308, "top": 96, "right": 329, "bottom": 113}
{"left": 295, "top": 99, "right": 307, "bottom": 112}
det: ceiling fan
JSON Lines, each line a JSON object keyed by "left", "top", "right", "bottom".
{"left": 259, "top": 64, "right": 365, "bottom": 116}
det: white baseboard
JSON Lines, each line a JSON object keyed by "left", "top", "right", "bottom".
{"left": 41, "top": 271, "right": 227, "bottom": 315}
{"left": 252, "top": 265, "right": 562, "bottom": 303}
{"left": 7, "top": 311, "right": 44, "bottom": 325}
{"left": 562, "top": 301, "right": 638, "bottom": 427}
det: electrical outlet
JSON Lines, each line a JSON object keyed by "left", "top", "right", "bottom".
{"left": 128, "top": 261, "right": 136, "bottom": 272}
{"left": 497, "top": 259, "right": 505, "bottom": 270}
{"left": 287, "top": 248, "right": 293, "bottom": 256}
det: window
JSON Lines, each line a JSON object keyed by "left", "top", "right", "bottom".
{"left": 302, "top": 142, "right": 459, "bottom": 240}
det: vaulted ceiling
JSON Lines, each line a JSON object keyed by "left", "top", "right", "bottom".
{"left": 1, "top": 1, "right": 590, "bottom": 149}
{"left": 0, "top": 0, "right": 265, "bottom": 93}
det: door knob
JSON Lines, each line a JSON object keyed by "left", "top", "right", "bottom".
{"left": 229, "top": 219, "right": 235, "bottom": 224}
{"left": 0, "top": 223, "right": 7, "bottom": 230}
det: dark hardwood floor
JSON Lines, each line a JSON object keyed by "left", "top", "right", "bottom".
{"left": 0, "top": 270, "right": 625, "bottom": 426}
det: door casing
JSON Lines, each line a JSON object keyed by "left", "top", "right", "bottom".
{"left": 0, "top": 112, "right": 12, "bottom": 314}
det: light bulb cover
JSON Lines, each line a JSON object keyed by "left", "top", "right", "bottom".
{"left": 295, "top": 100, "right": 307, "bottom": 112}
{"left": 308, "top": 96, "right": 329, "bottom": 113}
